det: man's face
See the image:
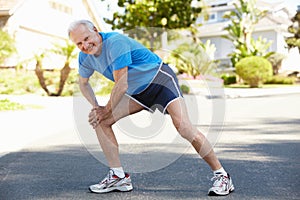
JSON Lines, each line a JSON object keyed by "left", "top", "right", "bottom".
{"left": 70, "top": 24, "right": 102, "bottom": 56}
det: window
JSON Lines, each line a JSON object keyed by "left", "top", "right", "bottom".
{"left": 207, "top": 12, "right": 217, "bottom": 23}
{"left": 49, "top": 0, "right": 72, "bottom": 15}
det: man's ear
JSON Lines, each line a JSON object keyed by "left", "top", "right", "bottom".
{"left": 93, "top": 26, "right": 98, "bottom": 32}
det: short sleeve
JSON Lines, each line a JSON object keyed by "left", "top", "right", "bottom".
{"left": 109, "top": 37, "right": 132, "bottom": 71}
{"left": 78, "top": 53, "right": 94, "bottom": 78}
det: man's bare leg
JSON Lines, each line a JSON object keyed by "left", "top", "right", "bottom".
{"left": 94, "top": 95, "right": 143, "bottom": 168}
{"left": 167, "top": 97, "right": 222, "bottom": 170}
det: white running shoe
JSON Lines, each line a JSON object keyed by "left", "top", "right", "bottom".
{"left": 89, "top": 169, "right": 133, "bottom": 193}
{"left": 208, "top": 173, "right": 235, "bottom": 196}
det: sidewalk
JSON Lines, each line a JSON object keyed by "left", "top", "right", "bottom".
{"left": 224, "top": 85, "right": 300, "bottom": 98}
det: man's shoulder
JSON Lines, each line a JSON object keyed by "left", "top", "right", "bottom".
{"left": 78, "top": 51, "right": 88, "bottom": 60}
{"left": 100, "top": 32, "right": 121, "bottom": 41}
{"left": 78, "top": 52, "right": 95, "bottom": 65}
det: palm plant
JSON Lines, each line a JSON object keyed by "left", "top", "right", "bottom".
{"left": 34, "top": 40, "right": 77, "bottom": 96}
{"left": 168, "top": 39, "right": 218, "bottom": 79}
{"left": 222, "top": 0, "right": 273, "bottom": 67}
{"left": 51, "top": 40, "right": 77, "bottom": 96}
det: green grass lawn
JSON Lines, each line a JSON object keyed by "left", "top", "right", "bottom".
{"left": 0, "top": 98, "right": 44, "bottom": 111}
{"left": 0, "top": 99, "right": 25, "bottom": 111}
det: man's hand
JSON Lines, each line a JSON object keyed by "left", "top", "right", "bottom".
{"left": 88, "top": 106, "right": 111, "bottom": 129}
{"left": 87, "top": 67, "right": 128, "bottom": 129}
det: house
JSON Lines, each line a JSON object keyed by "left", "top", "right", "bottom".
{"left": 197, "top": 0, "right": 300, "bottom": 74}
{"left": 0, "top": 0, "right": 104, "bottom": 69}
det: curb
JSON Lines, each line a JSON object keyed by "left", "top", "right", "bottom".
{"left": 224, "top": 86, "right": 300, "bottom": 98}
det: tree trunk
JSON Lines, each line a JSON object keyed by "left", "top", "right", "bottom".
{"left": 56, "top": 63, "right": 71, "bottom": 96}
{"left": 35, "top": 60, "right": 51, "bottom": 96}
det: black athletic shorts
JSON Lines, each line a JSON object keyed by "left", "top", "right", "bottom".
{"left": 129, "top": 63, "right": 183, "bottom": 114}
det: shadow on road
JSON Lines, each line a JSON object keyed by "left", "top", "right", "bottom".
{"left": 0, "top": 139, "right": 299, "bottom": 199}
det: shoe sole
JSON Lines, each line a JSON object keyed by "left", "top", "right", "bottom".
{"left": 208, "top": 185, "right": 235, "bottom": 196}
{"left": 89, "top": 185, "right": 133, "bottom": 194}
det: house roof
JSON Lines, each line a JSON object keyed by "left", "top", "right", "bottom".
{"left": 82, "top": 0, "right": 103, "bottom": 31}
{"left": 0, "top": 0, "right": 25, "bottom": 16}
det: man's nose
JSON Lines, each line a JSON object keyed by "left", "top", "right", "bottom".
{"left": 82, "top": 41, "right": 89, "bottom": 50}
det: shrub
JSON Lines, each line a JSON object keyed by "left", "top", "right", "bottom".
{"left": 235, "top": 56, "right": 273, "bottom": 88}
{"left": 180, "top": 84, "right": 190, "bottom": 94}
{"left": 0, "top": 69, "right": 41, "bottom": 95}
{"left": 0, "top": 29, "right": 16, "bottom": 64}
{"left": 0, "top": 68, "right": 78, "bottom": 96}
{"left": 221, "top": 74, "right": 237, "bottom": 85}
{"left": 265, "top": 75, "right": 296, "bottom": 85}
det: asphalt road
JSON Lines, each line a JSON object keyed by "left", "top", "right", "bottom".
{"left": 0, "top": 93, "right": 300, "bottom": 200}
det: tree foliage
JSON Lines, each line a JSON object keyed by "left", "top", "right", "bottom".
{"left": 104, "top": 0, "right": 202, "bottom": 49}
{"left": 0, "top": 29, "right": 16, "bottom": 65}
{"left": 107, "top": 0, "right": 201, "bottom": 29}
{"left": 285, "top": 10, "right": 300, "bottom": 53}
{"left": 222, "top": 0, "right": 273, "bottom": 67}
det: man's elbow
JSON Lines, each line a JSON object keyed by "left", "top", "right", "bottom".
{"left": 79, "top": 77, "right": 89, "bottom": 89}
{"left": 120, "top": 82, "right": 128, "bottom": 93}
{"left": 79, "top": 76, "right": 88, "bottom": 84}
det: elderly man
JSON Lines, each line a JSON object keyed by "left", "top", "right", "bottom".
{"left": 68, "top": 19, "right": 234, "bottom": 196}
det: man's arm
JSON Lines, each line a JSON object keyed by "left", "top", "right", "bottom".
{"left": 79, "top": 76, "right": 99, "bottom": 108}
{"left": 104, "top": 66, "right": 128, "bottom": 114}
{"left": 87, "top": 67, "right": 128, "bottom": 128}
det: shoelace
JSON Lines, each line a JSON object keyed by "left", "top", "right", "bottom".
{"left": 100, "top": 169, "right": 115, "bottom": 184}
{"left": 211, "top": 174, "right": 228, "bottom": 187}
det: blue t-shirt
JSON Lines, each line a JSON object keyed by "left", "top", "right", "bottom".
{"left": 78, "top": 32, "right": 162, "bottom": 95}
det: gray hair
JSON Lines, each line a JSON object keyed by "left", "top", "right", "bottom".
{"left": 68, "top": 19, "right": 95, "bottom": 37}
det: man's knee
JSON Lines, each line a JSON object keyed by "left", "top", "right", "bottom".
{"left": 99, "top": 118, "right": 115, "bottom": 129}
{"left": 173, "top": 120, "right": 196, "bottom": 142}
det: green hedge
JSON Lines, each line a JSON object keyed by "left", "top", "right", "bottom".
{"left": 265, "top": 76, "right": 296, "bottom": 85}
{"left": 221, "top": 74, "right": 237, "bottom": 85}
{"left": 180, "top": 84, "right": 190, "bottom": 94}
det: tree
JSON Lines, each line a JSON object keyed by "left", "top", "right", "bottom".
{"left": 222, "top": 0, "right": 273, "bottom": 67}
{"left": 104, "top": 0, "right": 202, "bottom": 49}
{"left": 0, "top": 29, "right": 16, "bottom": 65}
{"left": 34, "top": 40, "right": 77, "bottom": 96}
{"left": 285, "top": 9, "right": 300, "bottom": 53}
{"left": 51, "top": 40, "right": 77, "bottom": 96}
